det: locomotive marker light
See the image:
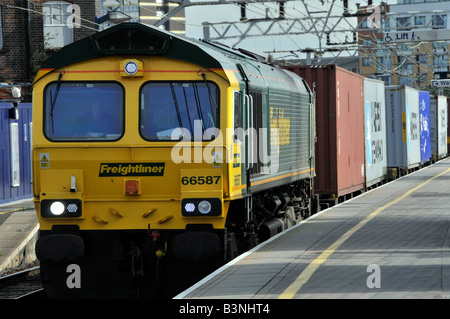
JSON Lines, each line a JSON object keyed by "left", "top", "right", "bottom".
{"left": 120, "top": 59, "right": 143, "bottom": 77}
{"left": 124, "top": 61, "right": 138, "bottom": 75}
{"left": 184, "top": 202, "right": 196, "bottom": 213}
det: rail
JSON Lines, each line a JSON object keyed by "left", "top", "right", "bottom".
{"left": 0, "top": 266, "right": 44, "bottom": 299}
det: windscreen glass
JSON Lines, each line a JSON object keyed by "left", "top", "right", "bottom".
{"left": 44, "top": 82, "right": 124, "bottom": 141}
{"left": 140, "top": 82, "right": 219, "bottom": 141}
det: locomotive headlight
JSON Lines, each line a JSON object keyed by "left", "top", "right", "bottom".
{"left": 198, "top": 200, "right": 212, "bottom": 215}
{"left": 50, "top": 201, "right": 65, "bottom": 216}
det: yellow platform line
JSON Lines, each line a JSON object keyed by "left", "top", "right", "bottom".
{"left": 278, "top": 167, "right": 450, "bottom": 299}
{"left": 0, "top": 208, "right": 24, "bottom": 215}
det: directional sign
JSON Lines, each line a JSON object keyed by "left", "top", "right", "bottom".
{"left": 383, "top": 29, "right": 450, "bottom": 43}
{"left": 431, "top": 79, "right": 450, "bottom": 88}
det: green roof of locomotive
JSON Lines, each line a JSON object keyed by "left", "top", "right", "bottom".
{"left": 34, "top": 22, "right": 309, "bottom": 96}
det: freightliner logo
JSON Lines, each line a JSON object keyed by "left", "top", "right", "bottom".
{"left": 99, "top": 163, "right": 165, "bottom": 177}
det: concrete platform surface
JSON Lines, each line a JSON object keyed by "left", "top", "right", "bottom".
{"left": 0, "top": 198, "right": 38, "bottom": 275}
{"left": 176, "top": 159, "right": 450, "bottom": 299}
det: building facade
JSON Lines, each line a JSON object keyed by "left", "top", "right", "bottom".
{"left": 0, "top": 0, "right": 97, "bottom": 102}
{"left": 98, "top": 0, "right": 186, "bottom": 35}
{"left": 358, "top": 1, "right": 450, "bottom": 90}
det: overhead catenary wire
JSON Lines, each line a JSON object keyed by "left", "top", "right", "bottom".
{"left": 6, "top": 0, "right": 450, "bottom": 77}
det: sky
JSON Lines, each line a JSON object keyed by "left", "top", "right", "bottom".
{"left": 183, "top": 0, "right": 398, "bottom": 59}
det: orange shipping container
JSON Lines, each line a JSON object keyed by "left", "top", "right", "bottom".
{"left": 284, "top": 65, "right": 365, "bottom": 200}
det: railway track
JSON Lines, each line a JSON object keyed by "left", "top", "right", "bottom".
{"left": 0, "top": 266, "right": 45, "bottom": 299}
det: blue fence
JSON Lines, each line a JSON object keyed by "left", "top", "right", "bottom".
{"left": 0, "top": 102, "right": 33, "bottom": 204}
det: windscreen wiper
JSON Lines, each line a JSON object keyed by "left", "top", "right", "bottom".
{"left": 192, "top": 83, "right": 206, "bottom": 134}
{"left": 201, "top": 73, "right": 218, "bottom": 127}
{"left": 181, "top": 86, "right": 194, "bottom": 134}
{"left": 169, "top": 83, "right": 183, "bottom": 130}
{"left": 49, "top": 72, "right": 64, "bottom": 134}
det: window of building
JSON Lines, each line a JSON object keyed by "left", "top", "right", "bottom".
{"left": 398, "top": 57, "right": 413, "bottom": 74}
{"left": 434, "top": 55, "right": 448, "bottom": 72}
{"left": 414, "top": 16, "right": 426, "bottom": 26}
{"left": 418, "top": 73, "right": 428, "bottom": 83}
{"left": 433, "top": 41, "right": 448, "bottom": 55}
{"left": 433, "top": 41, "right": 447, "bottom": 50}
{"left": 377, "top": 56, "right": 391, "bottom": 72}
{"left": 124, "top": 0, "right": 140, "bottom": 22}
{"left": 378, "top": 76, "right": 392, "bottom": 86}
{"left": 399, "top": 77, "right": 413, "bottom": 86}
{"left": 432, "top": 15, "right": 447, "bottom": 29}
{"left": 376, "top": 39, "right": 389, "bottom": 55}
{"left": 418, "top": 55, "right": 428, "bottom": 64}
{"left": 361, "top": 18, "right": 368, "bottom": 29}
{"left": 396, "top": 17, "right": 412, "bottom": 30}
{"left": 362, "top": 58, "right": 373, "bottom": 66}
{"left": 43, "top": 1, "right": 74, "bottom": 49}
{"left": 362, "top": 39, "right": 372, "bottom": 47}
{"left": 398, "top": 43, "right": 412, "bottom": 54}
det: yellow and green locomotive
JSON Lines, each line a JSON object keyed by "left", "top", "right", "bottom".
{"left": 32, "top": 23, "right": 315, "bottom": 298}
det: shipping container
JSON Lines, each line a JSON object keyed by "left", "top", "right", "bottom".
{"left": 284, "top": 65, "right": 365, "bottom": 200}
{"left": 430, "top": 95, "right": 448, "bottom": 160}
{"left": 0, "top": 102, "right": 33, "bottom": 204}
{"left": 363, "top": 78, "right": 387, "bottom": 188}
{"left": 419, "top": 91, "right": 431, "bottom": 164}
{"left": 447, "top": 97, "right": 450, "bottom": 154}
{"left": 385, "top": 86, "right": 421, "bottom": 174}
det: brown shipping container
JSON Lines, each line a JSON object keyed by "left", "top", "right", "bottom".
{"left": 284, "top": 65, "right": 365, "bottom": 199}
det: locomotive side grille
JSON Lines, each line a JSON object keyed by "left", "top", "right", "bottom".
{"left": 269, "top": 90, "right": 311, "bottom": 172}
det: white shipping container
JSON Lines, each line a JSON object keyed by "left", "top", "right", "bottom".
{"left": 364, "top": 78, "right": 387, "bottom": 187}
{"left": 385, "top": 85, "right": 421, "bottom": 172}
{"left": 430, "top": 95, "right": 448, "bottom": 160}
{"left": 438, "top": 96, "right": 448, "bottom": 159}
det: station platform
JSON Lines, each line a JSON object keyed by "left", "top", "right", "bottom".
{"left": 176, "top": 158, "right": 450, "bottom": 299}
{"left": 0, "top": 198, "right": 38, "bottom": 275}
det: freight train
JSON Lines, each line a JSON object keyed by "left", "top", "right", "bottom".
{"left": 32, "top": 23, "right": 449, "bottom": 299}
{"left": 32, "top": 23, "right": 315, "bottom": 298}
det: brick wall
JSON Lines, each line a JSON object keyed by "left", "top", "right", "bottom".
{"left": 0, "top": 0, "right": 97, "bottom": 102}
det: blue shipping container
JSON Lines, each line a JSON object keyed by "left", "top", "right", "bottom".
{"left": 0, "top": 102, "right": 33, "bottom": 204}
{"left": 419, "top": 91, "right": 431, "bottom": 164}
